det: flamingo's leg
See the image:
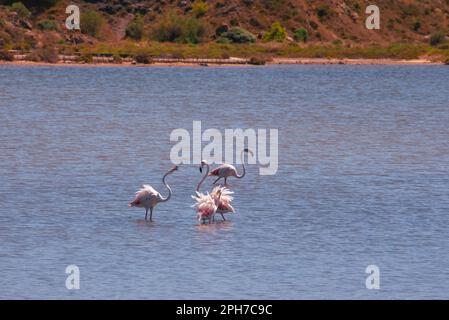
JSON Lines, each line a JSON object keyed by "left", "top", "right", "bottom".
{"left": 224, "top": 177, "right": 227, "bottom": 186}
{"left": 212, "top": 177, "right": 221, "bottom": 185}
{"left": 221, "top": 213, "right": 226, "bottom": 221}
{"left": 145, "top": 208, "right": 148, "bottom": 220}
{"left": 150, "top": 207, "right": 153, "bottom": 222}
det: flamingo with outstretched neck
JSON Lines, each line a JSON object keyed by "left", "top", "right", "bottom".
{"left": 197, "top": 160, "right": 235, "bottom": 221}
{"left": 208, "top": 148, "right": 254, "bottom": 185}
{"left": 128, "top": 165, "right": 178, "bottom": 221}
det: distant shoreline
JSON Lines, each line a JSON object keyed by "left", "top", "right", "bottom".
{"left": 0, "top": 57, "right": 443, "bottom": 68}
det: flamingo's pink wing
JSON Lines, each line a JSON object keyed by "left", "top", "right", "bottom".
{"left": 218, "top": 201, "right": 235, "bottom": 213}
{"left": 208, "top": 167, "right": 221, "bottom": 176}
{"left": 192, "top": 192, "right": 216, "bottom": 219}
{"left": 129, "top": 185, "right": 157, "bottom": 206}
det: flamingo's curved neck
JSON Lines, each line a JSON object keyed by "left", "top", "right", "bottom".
{"left": 158, "top": 171, "right": 173, "bottom": 203}
{"left": 235, "top": 150, "right": 246, "bottom": 179}
{"left": 196, "top": 163, "right": 209, "bottom": 193}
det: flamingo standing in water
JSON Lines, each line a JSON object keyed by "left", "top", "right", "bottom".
{"left": 197, "top": 160, "right": 235, "bottom": 221}
{"left": 208, "top": 148, "right": 254, "bottom": 185}
{"left": 191, "top": 191, "right": 220, "bottom": 224}
{"left": 128, "top": 165, "right": 178, "bottom": 221}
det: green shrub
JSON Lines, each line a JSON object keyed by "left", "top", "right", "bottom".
{"left": 2, "top": 0, "right": 60, "bottom": 9}
{"left": 182, "top": 16, "right": 207, "bottom": 43}
{"left": 248, "top": 57, "right": 266, "bottom": 65}
{"left": 77, "top": 54, "right": 93, "bottom": 63}
{"left": 37, "top": 19, "right": 57, "bottom": 31}
{"left": 401, "top": 5, "right": 419, "bottom": 18}
{"left": 219, "top": 27, "right": 256, "bottom": 43}
{"left": 0, "top": 31, "right": 12, "bottom": 48}
{"left": 153, "top": 13, "right": 181, "bottom": 42}
{"left": 316, "top": 4, "right": 333, "bottom": 20}
{"left": 0, "top": 49, "right": 14, "bottom": 61}
{"left": 412, "top": 21, "right": 421, "bottom": 32}
{"left": 294, "top": 28, "right": 308, "bottom": 42}
{"left": 134, "top": 53, "right": 152, "bottom": 64}
{"left": 28, "top": 46, "right": 59, "bottom": 63}
{"left": 81, "top": 10, "right": 104, "bottom": 38}
{"left": 42, "top": 0, "right": 60, "bottom": 7}
{"left": 430, "top": 32, "right": 446, "bottom": 46}
{"left": 152, "top": 12, "right": 207, "bottom": 44}
{"left": 125, "top": 17, "right": 144, "bottom": 40}
{"left": 332, "top": 39, "right": 343, "bottom": 46}
{"left": 263, "top": 22, "right": 287, "bottom": 42}
{"left": 11, "top": 2, "right": 31, "bottom": 19}
{"left": 40, "top": 0, "right": 60, "bottom": 7}
{"left": 192, "top": 1, "right": 208, "bottom": 18}
{"left": 262, "top": 0, "right": 286, "bottom": 11}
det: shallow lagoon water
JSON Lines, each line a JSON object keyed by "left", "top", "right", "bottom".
{"left": 0, "top": 65, "right": 448, "bottom": 299}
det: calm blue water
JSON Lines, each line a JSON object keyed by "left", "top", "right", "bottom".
{"left": 0, "top": 65, "right": 448, "bottom": 299}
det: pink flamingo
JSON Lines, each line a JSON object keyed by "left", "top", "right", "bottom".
{"left": 197, "top": 160, "right": 235, "bottom": 221}
{"left": 128, "top": 165, "right": 178, "bottom": 221}
{"left": 208, "top": 148, "right": 253, "bottom": 185}
{"left": 191, "top": 191, "right": 220, "bottom": 224}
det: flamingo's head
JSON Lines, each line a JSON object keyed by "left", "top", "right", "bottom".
{"left": 170, "top": 165, "right": 178, "bottom": 173}
{"left": 244, "top": 148, "right": 254, "bottom": 157}
{"left": 199, "top": 160, "right": 208, "bottom": 173}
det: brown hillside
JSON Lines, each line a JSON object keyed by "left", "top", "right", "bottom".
{"left": 1, "top": 1, "right": 448, "bottom": 62}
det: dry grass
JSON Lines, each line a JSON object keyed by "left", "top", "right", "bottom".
{"left": 69, "top": 41, "right": 449, "bottom": 62}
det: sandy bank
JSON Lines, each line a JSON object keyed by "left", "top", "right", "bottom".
{"left": 270, "top": 58, "right": 441, "bottom": 65}
{"left": 0, "top": 58, "right": 443, "bottom": 68}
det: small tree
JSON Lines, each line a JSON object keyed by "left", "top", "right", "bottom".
{"left": 181, "top": 16, "right": 207, "bottom": 44}
{"left": 28, "top": 46, "right": 59, "bottom": 63}
{"left": 11, "top": 2, "right": 31, "bottom": 19}
{"left": 81, "top": 10, "right": 104, "bottom": 38}
{"left": 263, "top": 22, "right": 287, "bottom": 42}
{"left": 294, "top": 28, "right": 308, "bottom": 42}
{"left": 126, "top": 17, "right": 144, "bottom": 40}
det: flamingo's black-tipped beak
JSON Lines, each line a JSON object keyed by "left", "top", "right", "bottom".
{"left": 199, "top": 167, "right": 203, "bottom": 173}
{"left": 244, "top": 148, "right": 254, "bottom": 156}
